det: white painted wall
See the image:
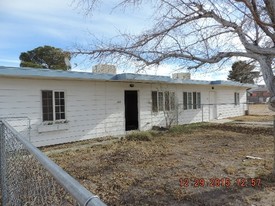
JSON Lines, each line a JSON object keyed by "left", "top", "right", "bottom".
{"left": 0, "top": 77, "right": 248, "bottom": 146}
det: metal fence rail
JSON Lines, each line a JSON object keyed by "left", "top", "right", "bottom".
{"left": 0, "top": 119, "right": 106, "bottom": 206}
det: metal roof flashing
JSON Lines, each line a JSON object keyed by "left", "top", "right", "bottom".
{"left": 0, "top": 66, "right": 255, "bottom": 88}
{"left": 0, "top": 66, "right": 115, "bottom": 81}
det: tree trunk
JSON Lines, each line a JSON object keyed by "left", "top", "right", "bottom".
{"left": 273, "top": 116, "right": 275, "bottom": 177}
{"left": 258, "top": 56, "right": 275, "bottom": 95}
{"left": 259, "top": 56, "right": 275, "bottom": 177}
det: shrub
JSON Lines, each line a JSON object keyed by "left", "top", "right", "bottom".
{"left": 125, "top": 131, "right": 152, "bottom": 141}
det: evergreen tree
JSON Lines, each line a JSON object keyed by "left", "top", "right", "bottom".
{"left": 228, "top": 61, "right": 259, "bottom": 84}
{"left": 19, "top": 45, "right": 71, "bottom": 70}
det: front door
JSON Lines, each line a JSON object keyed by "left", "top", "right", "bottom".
{"left": 125, "top": 91, "right": 139, "bottom": 131}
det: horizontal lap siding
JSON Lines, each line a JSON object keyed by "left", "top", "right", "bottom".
{"left": 0, "top": 77, "right": 249, "bottom": 146}
{"left": 0, "top": 78, "right": 125, "bottom": 146}
{"left": 215, "top": 87, "right": 246, "bottom": 119}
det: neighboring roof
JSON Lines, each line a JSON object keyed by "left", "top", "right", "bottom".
{"left": 0, "top": 66, "right": 254, "bottom": 88}
{"left": 248, "top": 87, "right": 270, "bottom": 93}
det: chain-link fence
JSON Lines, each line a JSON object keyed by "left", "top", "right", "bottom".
{"left": 0, "top": 116, "right": 31, "bottom": 141}
{"left": 161, "top": 102, "right": 249, "bottom": 127}
{"left": 0, "top": 119, "right": 106, "bottom": 206}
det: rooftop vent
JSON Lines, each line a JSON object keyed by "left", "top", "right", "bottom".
{"left": 92, "top": 64, "right": 116, "bottom": 74}
{"left": 172, "top": 73, "right": 191, "bottom": 80}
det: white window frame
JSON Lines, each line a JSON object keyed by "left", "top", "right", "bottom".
{"left": 234, "top": 92, "right": 240, "bottom": 105}
{"left": 183, "top": 91, "right": 201, "bottom": 110}
{"left": 42, "top": 90, "right": 66, "bottom": 122}
{"left": 152, "top": 91, "right": 176, "bottom": 112}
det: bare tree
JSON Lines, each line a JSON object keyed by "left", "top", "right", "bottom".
{"left": 74, "top": 0, "right": 275, "bottom": 175}
{"left": 74, "top": 0, "right": 275, "bottom": 91}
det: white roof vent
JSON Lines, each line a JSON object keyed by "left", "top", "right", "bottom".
{"left": 92, "top": 64, "right": 116, "bottom": 74}
{"left": 172, "top": 73, "right": 191, "bottom": 80}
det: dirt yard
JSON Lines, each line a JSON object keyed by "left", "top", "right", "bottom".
{"left": 43, "top": 123, "right": 275, "bottom": 206}
{"left": 248, "top": 103, "right": 274, "bottom": 116}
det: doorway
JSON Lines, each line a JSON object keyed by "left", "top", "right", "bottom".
{"left": 125, "top": 91, "right": 139, "bottom": 131}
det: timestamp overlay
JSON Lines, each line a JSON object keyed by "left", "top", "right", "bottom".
{"left": 179, "top": 178, "right": 262, "bottom": 188}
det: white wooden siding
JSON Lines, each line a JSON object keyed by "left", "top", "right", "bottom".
{"left": 0, "top": 77, "right": 248, "bottom": 146}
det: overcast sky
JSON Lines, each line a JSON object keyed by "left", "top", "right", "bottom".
{"left": 0, "top": 0, "right": 231, "bottom": 80}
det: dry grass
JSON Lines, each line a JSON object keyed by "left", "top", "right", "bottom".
{"left": 229, "top": 103, "right": 274, "bottom": 122}
{"left": 248, "top": 104, "right": 274, "bottom": 116}
{"left": 229, "top": 115, "right": 273, "bottom": 122}
{"left": 43, "top": 124, "right": 275, "bottom": 206}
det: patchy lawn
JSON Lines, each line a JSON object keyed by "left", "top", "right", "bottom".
{"left": 43, "top": 123, "right": 275, "bottom": 206}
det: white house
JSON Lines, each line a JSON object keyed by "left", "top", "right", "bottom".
{"left": 0, "top": 66, "right": 252, "bottom": 147}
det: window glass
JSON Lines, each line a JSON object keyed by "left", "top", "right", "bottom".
{"left": 152, "top": 91, "right": 158, "bottom": 112}
{"left": 197, "top": 92, "right": 201, "bottom": 109}
{"left": 183, "top": 92, "right": 188, "bottom": 110}
{"left": 42, "top": 91, "right": 53, "bottom": 121}
{"left": 193, "top": 92, "right": 197, "bottom": 109}
{"left": 170, "top": 92, "right": 175, "bottom": 110}
{"left": 187, "top": 92, "right": 192, "bottom": 109}
{"left": 165, "top": 91, "right": 170, "bottom": 111}
{"left": 158, "top": 92, "right": 164, "bottom": 111}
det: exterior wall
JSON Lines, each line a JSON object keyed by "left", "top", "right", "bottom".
{"left": 0, "top": 78, "right": 125, "bottom": 146}
{"left": 0, "top": 77, "right": 248, "bottom": 147}
{"left": 215, "top": 86, "right": 247, "bottom": 119}
{"left": 148, "top": 84, "right": 247, "bottom": 125}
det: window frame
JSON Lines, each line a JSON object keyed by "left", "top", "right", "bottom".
{"left": 152, "top": 91, "right": 158, "bottom": 113}
{"left": 170, "top": 92, "right": 175, "bottom": 111}
{"left": 183, "top": 91, "right": 201, "bottom": 110}
{"left": 234, "top": 92, "right": 240, "bottom": 105}
{"left": 158, "top": 92, "right": 164, "bottom": 111}
{"left": 164, "top": 91, "right": 170, "bottom": 111}
{"left": 187, "top": 92, "right": 192, "bottom": 110}
{"left": 42, "top": 90, "right": 66, "bottom": 122}
{"left": 183, "top": 92, "right": 188, "bottom": 110}
{"left": 152, "top": 91, "right": 176, "bottom": 112}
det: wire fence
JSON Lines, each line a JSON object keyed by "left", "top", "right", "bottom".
{"left": 0, "top": 116, "right": 31, "bottom": 141}
{"left": 0, "top": 119, "right": 106, "bottom": 206}
{"left": 161, "top": 102, "right": 249, "bottom": 127}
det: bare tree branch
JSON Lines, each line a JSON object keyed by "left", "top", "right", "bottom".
{"left": 74, "top": 0, "right": 275, "bottom": 93}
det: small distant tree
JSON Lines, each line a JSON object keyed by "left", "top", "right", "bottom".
{"left": 19, "top": 45, "right": 71, "bottom": 70}
{"left": 228, "top": 61, "right": 260, "bottom": 84}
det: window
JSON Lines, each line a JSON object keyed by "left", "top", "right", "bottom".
{"left": 187, "top": 92, "right": 192, "bottom": 109}
{"left": 170, "top": 92, "right": 175, "bottom": 110}
{"left": 42, "top": 90, "right": 65, "bottom": 122}
{"left": 165, "top": 91, "right": 170, "bottom": 111}
{"left": 234, "top": 92, "right": 240, "bottom": 105}
{"left": 183, "top": 92, "right": 201, "bottom": 110}
{"left": 158, "top": 92, "right": 164, "bottom": 111}
{"left": 152, "top": 91, "right": 158, "bottom": 112}
{"left": 193, "top": 92, "right": 197, "bottom": 109}
{"left": 152, "top": 91, "right": 175, "bottom": 112}
{"left": 183, "top": 92, "right": 188, "bottom": 110}
{"left": 197, "top": 92, "right": 201, "bottom": 109}
{"left": 42, "top": 91, "right": 53, "bottom": 121}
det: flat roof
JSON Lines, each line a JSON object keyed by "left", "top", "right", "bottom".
{"left": 0, "top": 66, "right": 254, "bottom": 88}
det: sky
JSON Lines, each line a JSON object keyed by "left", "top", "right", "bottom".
{"left": 0, "top": 0, "right": 232, "bottom": 80}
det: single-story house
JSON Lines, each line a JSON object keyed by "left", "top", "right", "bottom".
{"left": 247, "top": 86, "right": 270, "bottom": 103}
{"left": 0, "top": 66, "right": 253, "bottom": 147}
